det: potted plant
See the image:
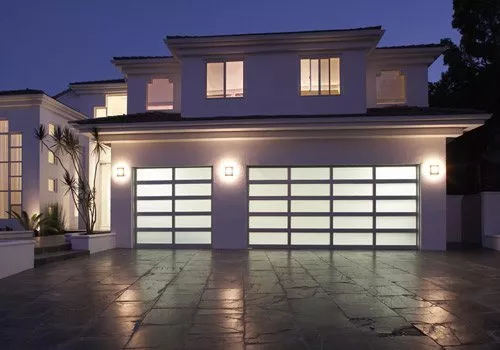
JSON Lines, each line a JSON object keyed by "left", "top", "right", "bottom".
{"left": 35, "top": 126, "right": 116, "bottom": 253}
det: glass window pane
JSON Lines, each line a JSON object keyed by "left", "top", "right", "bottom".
{"left": 320, "top": 59, "right": 329, "bottom": 95}
{"left": 136, "top": 168, "right": 172, "bottom": 181}
{"left": 175, "top": 199, "right": 211, "bottom": 212}
{"left": 175, "top": 215, "right": 211, "bottom": 228}
{"left": 249, "top": 232, "right": 287, "bottom": 245}
{"left": 10, "top": 177, "right": 21, "bottom": 191}
{"left": 226, "top": 61, "right": 244, "bottom": 98}
{"left": 0, "top": 135, "right": 7, "bottom": 161}
{"left": 137, "top": 215, "right": 172, "bottom": 228}
{"left": 291, "top": 216, "right": 330, "bottom": 229}
{"left": 106, "top": 94, "right": 127, "bottom": 116}
{"left": 0, "top": 192, "right": 7, "bottom": 218}
{"left": 10, "top": 205, "right": 21, "bottom": 217}
{"left": 175, "top": 183, "right": 211, "bottom": 196}
{"left": 11, "top": 191, "right": 21, "bottom": 205}
{"left": 376, "top": 216, "right": 417, "bottom": 229}
{"left": 48, "top": 123, "right": 56, "bottom": 136}
{"left": 147, "top": 79, "right": 174, "bottom": 110}
{"left": 310, "top": 59, "right": 319, "bottom": 95}
{"left": 249, "top": 200, "right": 288, "bottom": 213}
{"left": 0, "top": 120, "right": 7, "bottom": 133}
{"left": 249, "top": 168, "right": 288, "bottom": 180}
{"left": 48, "top": 151, "right": 55, "bottom": 164}
{"left": 94, "top": 107, "right": 107, "bottom": 118}
{"left": 10, "top": 134, "right": 21, "bottom": 147}
{"left": 333, "top": 184, "right": 373, "bottom": 196}
{"left": 48, "top": 179, "right": 56, "bottom": 192}
{"left": 376, "top": 70, "right": 406, "bottom": 104}
{"left": 136, "top": 200, "right": 172, "bottom": 213}
{"left": 291, "top": 232, "right": 330, "bottom": 245}
{"left": 10, "top": 162, "right": 21, "bottom": 176}
{"left": 175, "top": 167, "right": 211, "bottom": 180}
{"left": 330, "top": 58, "right": 341, "bottom": 95}
{"left": 300, "top": 59, "right": 311, "bottom": 95}
{"left": 137, "top": 231, "right": 172, "bottom": 244}
{"left": 376, "top": 200, "right": 417, "bottom": 213}
{"left": 207, "top": 62, "right": 224, "bottom": 98}
{"left": 290, "top": 167, "right": 330, "bottom": 180}
{"left": 333, "top": 167, "right": 372, "bottom": 180}
{"left": 333, "top": 200, "right": 373, "bottom": 213}
{"left": 249, "top": 216, "right": 288, "bottom": 229}
{"left": 333, "top": 216, "right": 373, "bottom": 229}
{"left": 291, "top": 200, "right": 330, "bottom": 212}
{"left": 334, "top": 233, "right": 373, "bottom": 245}
{"left": 291, "top": 184, "right": 330, "bottom": 197}
{"left": 136, "top": 184, "right": 172, "bottom": 197}
{"left": 376, "top": 183, "right": 417, "bottom": 196}
{"left": 376, "top": 233, "right": 416, "bottom": 246}
{"left": 249, "top": 184, "right": 288, "bottom": 197}
{"left": 376, "top": 166, "right": 417, "bottom": 180}
{"left": 175, "top": 231, "right": 211, "bottom": 244}
{"left": 0, "top": 164, "right": 7, "bottom": 190}
{"left": 10, "top": 148, "right": 21, "bottom": 162}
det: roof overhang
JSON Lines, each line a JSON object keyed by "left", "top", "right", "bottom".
{"left": 166, "top": 27, "right": 385, "bottom": 57}
{"left": 73, "top": 113, "right": 490, "bottom": 143}
{"left": 112, "top": 57, "right": 180, "bottom": 77}
{"left": 0, "top": 93, "right": 87, "bottom": 121}
{"left": 68, "top": 82, "right": 128, "bottom": 95}
{"left": 369, "top": 45, "right": 445, "bottom": 67}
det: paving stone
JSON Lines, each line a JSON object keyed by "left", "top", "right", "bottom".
{"left": 143, "top": 307, "right": 195, "bottom": 325}
{"left": 125, "top": 325, "right": 188, "bottom": 348}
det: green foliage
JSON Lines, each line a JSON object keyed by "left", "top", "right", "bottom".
{"left": 6, "top": 209, "right": 47, "bottom": 235}
{"left": 429, "top": 0, "right": 500, "bottom": 115}
{"left": 40, "top": 203, "right": 66, "bottom": 236}
{"left": 34, "top": 125, "right": 104, "bottom": 235}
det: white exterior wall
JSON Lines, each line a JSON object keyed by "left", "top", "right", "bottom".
{"left": 57, "top": 91, "right": 106, "bottom": 118}
{"left": 181, "top": 51, "right": 367, "bottom": 118}
{"left": 111, "top": 136, "right": 446, "bottom": 250}
{"left": 366, "top": 64, "right": 429, "bottom": 108}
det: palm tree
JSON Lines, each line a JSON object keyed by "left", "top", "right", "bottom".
{"left": 34, "top": 125, "right": 105, "bottom": 235}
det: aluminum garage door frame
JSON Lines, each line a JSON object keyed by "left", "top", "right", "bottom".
{"left": 134, "top": 166, "right": 213, "bottom": 248}
{"left": 247, "top": 165, "right": 419, "bottom": 249}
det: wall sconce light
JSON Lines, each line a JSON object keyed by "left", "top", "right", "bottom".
{"left": 429, "top": 165, "right": 440, "bottom": 176}
{"left": 116, "top": 167, "right": 125, "bottom": 177}
{"left": 225, "top": 166, "right": 234, "bottom": 177}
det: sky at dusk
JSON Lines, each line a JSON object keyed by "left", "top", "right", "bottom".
{"left": 0, "top": 0, "right": 460, "bottom": 95}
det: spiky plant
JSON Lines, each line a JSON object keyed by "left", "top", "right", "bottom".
{"left": 34, "top": 125, "right": 105, "bottom": 235}
{"left": 6, "top": 209, "right": 47, "bottom": 236}
{"left": 41, "top": 203, "right": 67, "bottom": 236}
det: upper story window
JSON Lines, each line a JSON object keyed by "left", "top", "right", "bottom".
{"left": 48, "top": 123, "right": 56, "bottom": 136}
{"left": 0, "top": 120, "right": 22, "bottom": 219}
{"left": 376, "top": 70, "right": 406, "bottom": 105}
{"left": 94, "top": 94, "right": 127, "bottom": 118}
{"left": 147, "top": 79, "right": 174, "bottom": 110}
{"left": 300, "top": 58, "right": 340, "bottom": 96}
{"left": 206, "top": 61, "right": 244, "bottom": 98}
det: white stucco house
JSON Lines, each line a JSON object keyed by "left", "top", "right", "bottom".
{"left": 0, "top": 26, "right": 490, "bottom": 250}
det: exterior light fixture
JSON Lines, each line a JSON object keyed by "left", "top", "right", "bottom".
{"left": 116, "top": 167, "right": 125, "bottom": 177}
{"left": 225, "top": 166, "right": 234, "bottom": 177}
{"left": 429, "top": 165, "right": 440, "bottom": 176}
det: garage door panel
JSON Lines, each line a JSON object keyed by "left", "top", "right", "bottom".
{"left": 334, "top": 233, "right": 373, "bottom": 245}
{"left": 175, "top": 199, "right": 211, "bottom": 212}
{"left": 249, "top": 168, "right": 288, "bottom": 181}
{"left": 376, "top": 166, "right": 417, "bottom": 180}
{"left": 290, "top": 167, "right": 330, "bottom": 180}
{"left": 376, "top": 200, "right": 417, "bottom": 213}
{"left": 136, "top": 168, "right": 172, "bottom": 181}
{"left": 249, "top": 216, "right": 288, "bottom": 229}
{"left": 376, "top": 183, "right": 417, "bottom": 196}
{"left": 137, "top": 215, "right": 172, "bottom": 228}
{"left": 175, "top": 167, "right": 211, "bottom": 180}
{"left": 137, "top": 184, "right": 172, "bottom": 197}
{"left": 332, "top": 167, "right": 372, "bottom": 180}
{"left": 136, "top": 231, "right": 172, "bottom": 244}
{"left": 249, "top": 232, "right": 287, "bottom": 245}
{"left": 376, "top": 216, "right": 417, "bottom": 229}
{"left": 333, "top": 216, "right": 373, "bottom": 229}
{"left": 333, "top": 200, "right": 372, "bottom": 213}
{"left": 175, "top": 183, "right": 211, "bottom": 196}
{"left": 249, "top": 184, "right": 288, "bottom": 196}
{"left": 291, "top": 200, "right": 330, "bottom": 213}
{"left": 291, "top": 232, "right": 330, "bottom": 245}
{"left": 175, "top": 215, "right": 211, "bottom": 228}
{"left": 333, "top": 184, "right": 373, "bottom": 196}
{"left": 175, "top": 231, "right": 211, "bottom": 244}
{"left": 137, "top": 200, "right": 172, "bottom": 213}
{"left": 249, "top": 200, "right": 288, "bottom": 213}
{"left": 291, "top": 216, "right": 330, "bottom": 229}
{"left": 376, "top": 233, "right": 417, "bottom": 246}
{"left": 291, "top": 184, "right": 330, "bottom": 197}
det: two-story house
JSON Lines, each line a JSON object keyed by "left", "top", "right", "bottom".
{"left": 0, "top": 26, "right": 490, "bottom": 250}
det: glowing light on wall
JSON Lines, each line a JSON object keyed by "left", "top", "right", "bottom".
{"left": 113, "top": 162, "right": 130, "bottom": 184}
{"left": 422, "top": 158, "right": 445, "bottom": 182}
{"left": 218, "top": 159, "right": 241, "bottom": 184}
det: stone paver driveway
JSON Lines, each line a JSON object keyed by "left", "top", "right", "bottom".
{"left": 1, "top": 249, "right": 500, "bottom": 349}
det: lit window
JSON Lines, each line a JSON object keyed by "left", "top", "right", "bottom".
{"left": 0, "top": 124, "right": 22, "bottom": 219}
{"left": 48, "top": 123, "right": 56, "bottom": 136}
{"left": 147, "top": 79, "right": 174, "bottom": 110}
{"left": 376, "top": 70, "right": 406, "bottom": 105}
{"left": 48, "top": 151, "right": 55, "bottom": 164}
{"left": 94, "top": 107, "right": 107, "bottom": 118}
{"left": 48, "top": 179, "right": 57, "bottom": 192}
{"left": 206, "top": 61, "right": 244, "bottom": 98}
{"left": 106, "top": 95, "right": 127, "bottom": 116}
{"left": 300, "top": 58, "right": 340, "bottom": 96}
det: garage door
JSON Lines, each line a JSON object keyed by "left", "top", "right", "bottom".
{"left": 134, "top": 167, "right": 212, "bottom": 246}
{"left": 248, "top": 166, "right": 418, "bottom": 248}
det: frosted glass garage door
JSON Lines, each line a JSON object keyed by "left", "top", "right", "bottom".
{"left": 248, "top": 166, "right": 418, "bottom": 248}
{"left": 135, "top": 167, "right": 212, "bottom": 246}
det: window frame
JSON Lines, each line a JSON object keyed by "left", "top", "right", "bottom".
{"left": 375, "top": 69, "right": 407, "bottom": 105}
{"left": 0, "top": 122, "right": 22, "bottom": 218}
{"left": 299, "top": 56, "right": 341, "bottom": 97}
{"left": 205, "top": 59, "right": 244, "bottom": 99}
{"left": 48, "top": 178, "right": 57, "bottom": 193}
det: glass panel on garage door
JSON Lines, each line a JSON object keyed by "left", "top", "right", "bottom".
{"left": 135, "top": 167, "right": 212, "bottom": 246}
{"left": 248, "top": 166, "right": 418, "bottom": 248}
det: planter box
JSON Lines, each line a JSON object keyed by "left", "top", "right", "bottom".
{"left": 0, "top": 240, "right": 34, "bottom": 279}
{"left": 0, "top": 231, "right": 34, "bottom": 240}
{"left": 70, "top": 232, "right": 116, "bottom": 254}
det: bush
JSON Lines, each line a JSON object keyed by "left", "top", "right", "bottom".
{"left": 40, "top": 203, "right": 66, "bottom": 236}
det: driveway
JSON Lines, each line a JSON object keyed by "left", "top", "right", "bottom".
{"left": 0, "top": 249, "right": 500, "bottom": 349}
